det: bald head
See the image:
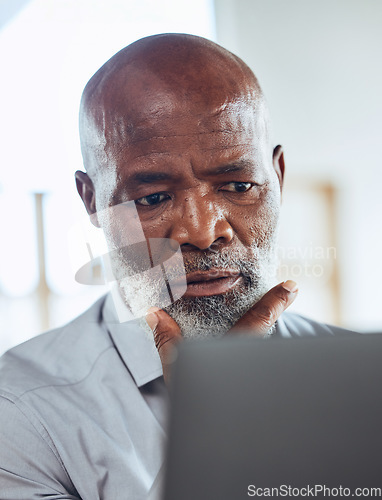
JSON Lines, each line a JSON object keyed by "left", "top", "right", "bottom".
{"left": 79, "top": 33, "right": 267, "bottom": 182}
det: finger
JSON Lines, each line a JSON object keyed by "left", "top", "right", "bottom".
{"left": 145, "top": 307, "right": 183, "bottom": 384}
{"left": 229, "top": 280, "right": 298, "bottom": 336}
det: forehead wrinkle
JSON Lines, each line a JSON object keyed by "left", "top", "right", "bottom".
{"left": 105, "top": 103, "right": 263, "bottom": 150}
{"left": 110, "top": 129, "right": 233, "bottom": 148}
{"left": 89, "top": 79, "right": 262, "bottom": 145}
{"left": 127, "top": 151, "right": 173, "bottom": 162}
{"left": 105, "top": 102, "right": 257, "bottom": 148}
{"left": 104, "top": 126, "right": 257, "bottom": 164}
{"left": 107, "top": 129, "right": 248, "bottom": 156}
{"left": 200, "top": 142, "right": 254, "bottom": 152}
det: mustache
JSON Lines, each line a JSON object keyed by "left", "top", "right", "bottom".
{"left": 180, "top": 247, "right": 261, "bottom": 279}
{"left": 183, "top": 253, "right": 240, "bottom": 273}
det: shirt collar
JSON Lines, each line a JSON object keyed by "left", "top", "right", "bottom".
{"left": 102, "top": 291, "right": 163, "bottom": 388}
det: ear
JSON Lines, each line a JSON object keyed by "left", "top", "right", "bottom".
{"left": 272, "top": 145, "right": 285, "bottom": 193}
{"left": 75, "top": 171, "right": 100, "bottom": 227}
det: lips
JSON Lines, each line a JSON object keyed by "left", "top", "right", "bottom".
{"left": 171, "top": 269, "right": 242, "bottom": 298}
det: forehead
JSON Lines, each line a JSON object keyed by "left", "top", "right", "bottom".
{"left": 105, "top": 94, "right": 270, "bottom": 175}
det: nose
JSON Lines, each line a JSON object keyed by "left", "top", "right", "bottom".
{"left": 169, "top": 195, "right": 234, "bottom": 251}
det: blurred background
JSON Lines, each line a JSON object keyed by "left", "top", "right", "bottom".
{"left": 0, "top": 0, "right": 381, "bottom": 354}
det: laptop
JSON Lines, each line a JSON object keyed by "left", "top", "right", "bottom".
{"left": 163, "top": 334, "right": 382, "bottom": 499}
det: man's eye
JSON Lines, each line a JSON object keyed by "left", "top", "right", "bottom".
{"left": 221, "top": 182, "right": 253, "bottom": 193}
{"left": 135, "top": 193, "right": 169, "bottom": 206}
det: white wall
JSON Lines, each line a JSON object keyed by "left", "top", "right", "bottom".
{"left": 214, "top": 0, "right": 382, "bottom": 331}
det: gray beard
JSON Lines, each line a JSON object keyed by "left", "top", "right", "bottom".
{"left": 162, "top": 250, "right": 274, "bottom": 339}
{"left": 117, "top": 243, "right": 277, "bottom": 340}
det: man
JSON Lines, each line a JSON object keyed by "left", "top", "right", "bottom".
{"left": 0, "top": 34, "right": 353, "bottom": 499}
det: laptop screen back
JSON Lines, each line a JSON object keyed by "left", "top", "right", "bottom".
{"left": 163, "top": 334, "right": 382, "bottom": 499}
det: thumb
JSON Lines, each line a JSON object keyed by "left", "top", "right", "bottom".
{"left": 229, "top": 280, "right": 298, "bottom": 336}
{"left": 145, "top": 307, "right": 183, "bottom": 384}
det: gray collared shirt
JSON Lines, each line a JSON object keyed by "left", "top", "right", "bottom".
{"left": 0, "top": 294, "right": 353, "bottom": 499}
{"left": 0, "top": 294, "right": 167, "bottom": 499}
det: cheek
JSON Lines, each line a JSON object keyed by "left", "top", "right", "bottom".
{"left": 139, "top": 213, "right": 173, "bottom": 239}
{"left": 98, "top": 211, "right": 126, "bottom": 253}
{"left": 239, "top": 188, "right": 281, "bottom": 248}
{"left": 98, "top": 201, "right": 147, "bottom": 252}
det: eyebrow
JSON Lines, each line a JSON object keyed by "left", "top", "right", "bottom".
{"left": 129, "top": 171, "right": 174, "bottom": 184}
{"left": 127, "top": 159, "right": 255, "bottom": 187}
{"left": 203, "top": 159, "right": 254, "bottom": 176}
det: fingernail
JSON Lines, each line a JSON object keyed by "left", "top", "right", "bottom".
{"left": 145, "top": 307, "right": 160, "bottom": 330}
{"left": 282, "top": 280, "right": 298, "bottom": 293}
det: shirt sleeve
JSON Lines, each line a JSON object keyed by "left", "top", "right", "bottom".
{"left": 0, "top": 394, "right": 80, "bottom": 500}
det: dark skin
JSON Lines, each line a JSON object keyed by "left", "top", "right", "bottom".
{"left": 76, "top": 34, "right": 298, "bottom": 384}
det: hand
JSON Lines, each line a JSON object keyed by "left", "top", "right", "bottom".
{"left": 145, "top": 280, "right": 298, "bottom": 384}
